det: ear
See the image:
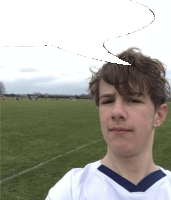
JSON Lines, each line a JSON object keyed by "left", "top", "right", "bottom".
{"left": 153, "top": 104, "right": 168, "bottom": 128}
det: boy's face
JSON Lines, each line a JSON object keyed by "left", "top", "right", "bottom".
{"left": 98, "top": 79, "right": 168, "bottom": 157}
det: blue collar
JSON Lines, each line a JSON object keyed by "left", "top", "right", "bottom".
{"left": 98, "top": 165, "right": 166, "bottom": 192}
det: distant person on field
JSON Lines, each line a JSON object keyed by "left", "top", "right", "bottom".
{"left": 2, "top": 96, "right": 5, "bottom": 101}
{"left": 45, "top": 47, "right": 171, "bottom": 200}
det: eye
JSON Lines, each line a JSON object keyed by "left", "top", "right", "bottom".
{"left": 102, "top": 100, "right": 113, "bottom": 104}
{"left": 128, "top": 99, "right": 140, "bottom": 103}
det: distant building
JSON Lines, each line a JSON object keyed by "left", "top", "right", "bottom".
{"left": 33, "top": 92, "right": 42, "bottom": 96}
{"left": 70, "top": 97, "right": 76, "bottom": 101}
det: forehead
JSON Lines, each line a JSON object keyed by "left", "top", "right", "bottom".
{"left": 99, "top": 79, "right": 115, "bottom": 94}
{"left": 99, "top": 79, "right": 146, "bottom": 98}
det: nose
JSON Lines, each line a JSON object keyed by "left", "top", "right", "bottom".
{"left": 111, "top": 100, "right": 127, "bottom": 121}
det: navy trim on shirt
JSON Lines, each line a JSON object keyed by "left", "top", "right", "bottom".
{"left": 98, "top": 165, "right": 166, "bottom": 192}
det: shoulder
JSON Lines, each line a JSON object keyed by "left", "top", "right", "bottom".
{"left": 158, "top": 166, "right": 171, "bottom": 177}
{"left": 72, "top": 160, "right": 102, "bottom": 185}
{"left": 45, "top": 160, "right": 101, "bottom": 200}
{"left": 157, "top": 165, "right": 171, "bottom": 184}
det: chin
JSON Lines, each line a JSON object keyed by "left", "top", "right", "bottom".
{"left": 110, "top": 145, "right": 137, "bottom": 157}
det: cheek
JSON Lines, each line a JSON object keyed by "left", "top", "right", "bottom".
{"left": 99, "top": 111, "right": 109, "bottom": 136}
{"left": 131, "top": 110, "right": 154, "bottom": 144}
{"left": 133, "top": 109, "right": 153, "bottom": 128}
{"left": 99, "top": 109, "right": 110, "bottom": 126}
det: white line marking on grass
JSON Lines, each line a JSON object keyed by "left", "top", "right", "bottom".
{"left": 0, "top": 138, "right": 103, "bottom": 183}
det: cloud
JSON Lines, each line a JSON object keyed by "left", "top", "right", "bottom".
{"left": 18, "top": 67, "right": 39, "bottom": 73}
{"left": 60, "top": 73, "right": 70, "bottom": 77}
{"left": 18, "top": 75, "right": 58, "bottom": 84}
{"left": 0, "top": 65, "right": 5, "bottom": 69}
{"left": 4, "top": 77, "right": 88, "bottom": 95}
{"left": 76, "top": 72, "right": 90, "bottom": 75}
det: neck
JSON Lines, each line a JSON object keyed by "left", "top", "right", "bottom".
{"left": 101, "top": 148, "right": 159, "bottom": 185}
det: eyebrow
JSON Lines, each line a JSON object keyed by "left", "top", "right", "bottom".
{"left": 99, "top": 93, "right": 145, "bottom": 101}
{"left": 99, "top": 93, "right": 116, "bottom": 101}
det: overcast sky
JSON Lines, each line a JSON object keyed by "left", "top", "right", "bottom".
{"left": 0, "top": 0, "right": 171, "bottom": 95}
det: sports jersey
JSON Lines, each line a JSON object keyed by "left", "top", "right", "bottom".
{"left": 45, "top": 160, "right": 171, "bottom": 200}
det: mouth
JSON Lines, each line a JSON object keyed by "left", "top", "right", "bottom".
{"left": 110, "top": 129, "right": 132, "bottom": 135}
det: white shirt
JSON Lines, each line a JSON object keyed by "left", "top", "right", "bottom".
{"left": 45, "top": 160, "right": 171, "bottom": 200}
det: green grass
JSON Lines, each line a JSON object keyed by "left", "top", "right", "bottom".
{"left": 1, "top": 98, "right": 171, "bottom": 200}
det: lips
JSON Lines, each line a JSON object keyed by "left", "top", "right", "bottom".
{"left": 111, "top": 129, "right": 131, "bottom": 135}
{"left": 110, "top": 127, "right": 131, "bottom": 131}
{"left": 110, "top": 127, "right": 132, "bottom": 135}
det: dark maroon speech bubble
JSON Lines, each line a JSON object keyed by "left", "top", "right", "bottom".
{"left": 0, "top": 0, "right": 154, "bottom": 64}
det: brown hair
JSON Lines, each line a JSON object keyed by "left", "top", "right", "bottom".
{"left": 86, "top": 47, "right": 171, "bottom": 113}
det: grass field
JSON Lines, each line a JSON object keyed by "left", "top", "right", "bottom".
{"left": 1, "top": 97, "right": 171, "bottom": 200}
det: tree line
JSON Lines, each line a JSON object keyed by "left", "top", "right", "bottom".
{"left": 5, "top": 94, "right": 91, "bottom": 100}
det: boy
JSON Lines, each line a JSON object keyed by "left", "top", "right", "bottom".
{"left": 45, "top": 47, "right": 171, "bottom": 199}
